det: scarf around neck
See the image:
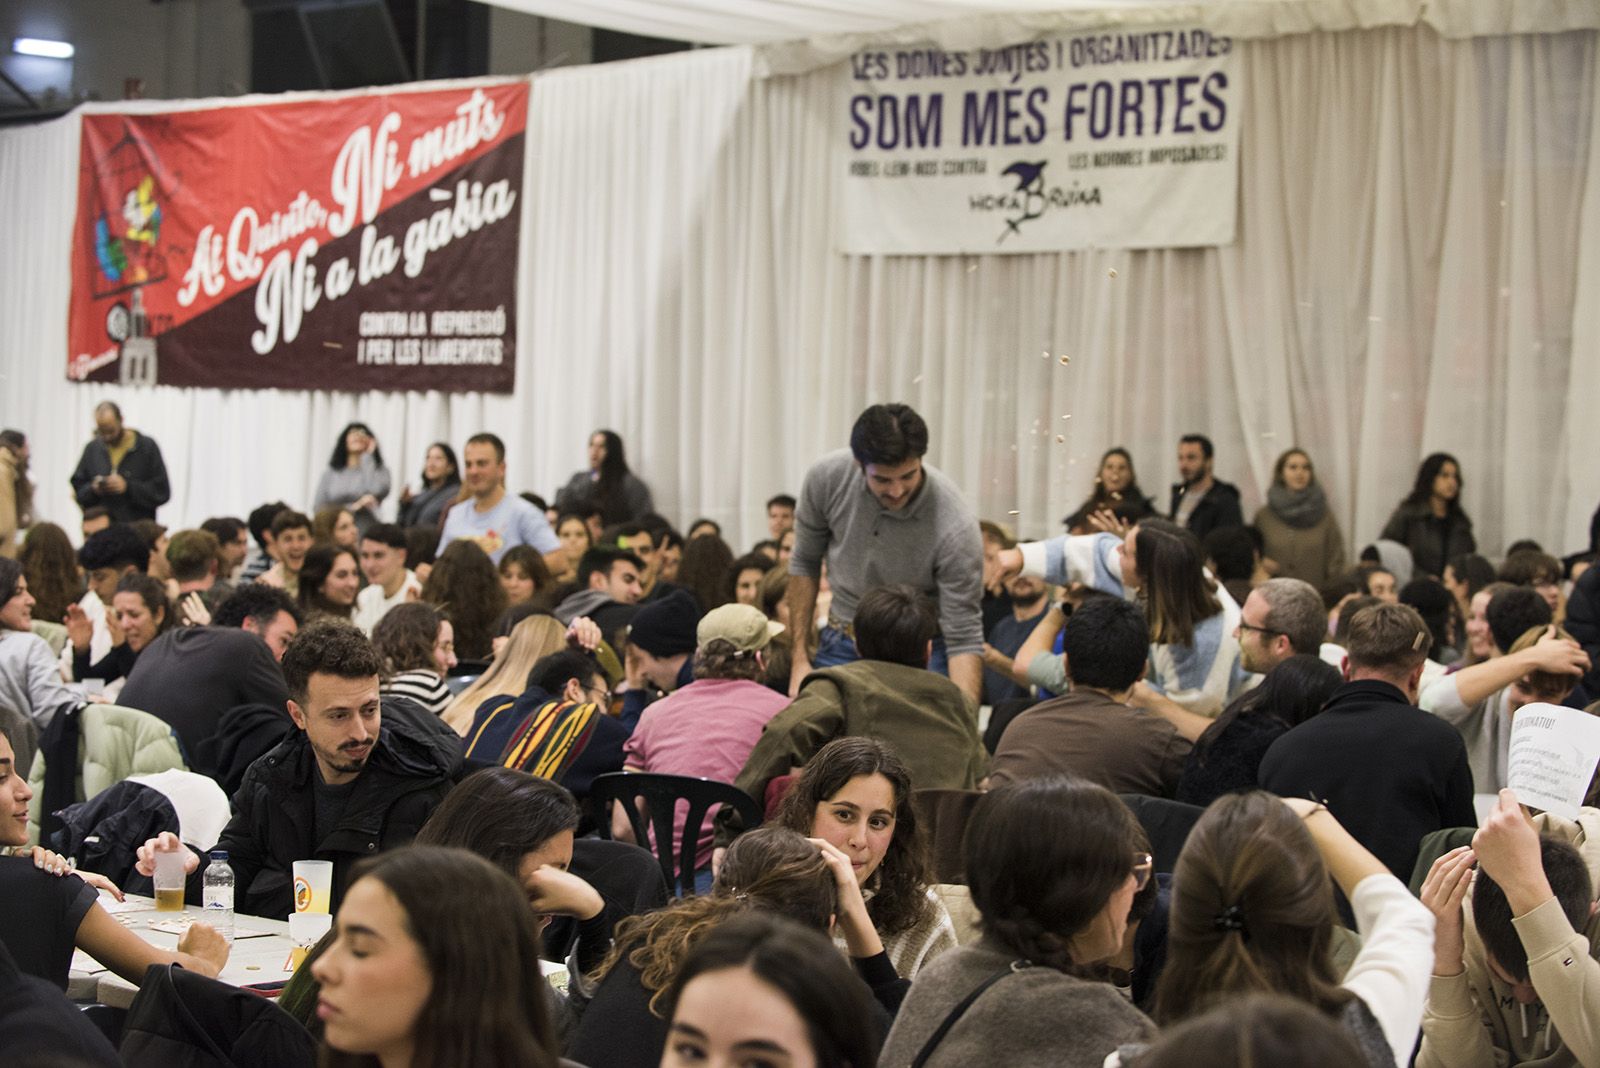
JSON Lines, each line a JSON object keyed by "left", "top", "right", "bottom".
{"left": 1267, "top": 482, "right": 1328, "bottom": 529}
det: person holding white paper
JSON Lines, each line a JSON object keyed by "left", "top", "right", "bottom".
{"left": 1417, "top": 790, "right": 1600, "bottom": 1068}
{"left": 1421, "top": 622, "right": 1590, "bottom": 791}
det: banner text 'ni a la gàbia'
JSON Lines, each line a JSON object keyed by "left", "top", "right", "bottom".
{"left": 838, "top": 30, "right": 1240, "bottom": 254}
{"left": 68, "top": 81, "right": 528, "bottom": 392}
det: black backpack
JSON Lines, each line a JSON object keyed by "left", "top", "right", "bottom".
{"left": 119, "top": 964, "right": 315, "bottom": 1068}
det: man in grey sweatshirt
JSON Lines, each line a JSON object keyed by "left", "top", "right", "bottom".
{"left": 786, "top": 403, "right": 984, "bottom": 706}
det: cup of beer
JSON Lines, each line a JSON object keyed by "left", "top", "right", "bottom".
{"left": 153, "top": 850, "right": 187, "bottom": 912}
{"left": 293, "top": 860, "right": 333, "bottom": 914}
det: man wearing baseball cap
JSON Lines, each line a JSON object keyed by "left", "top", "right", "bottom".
{"left": 616, "top": 603, "right": 792, "bottom": 889}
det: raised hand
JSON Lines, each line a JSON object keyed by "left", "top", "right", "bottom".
{"left": 1419, "top": 846, "right": 1476, "bottom": 976}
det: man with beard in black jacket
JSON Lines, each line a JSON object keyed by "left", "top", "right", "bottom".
{"left": 133, "top": 621, "right": 461, "bottom": 918}
{"left": 1168, "top": 433, "right": 1244, "bottom": 541}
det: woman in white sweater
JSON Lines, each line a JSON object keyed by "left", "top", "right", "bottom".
{"left": 1150, "top": 790, "right": 1436, "bottom": 1067}
{"left": 996, "top": 518, "right": 1244, "bottom": 715}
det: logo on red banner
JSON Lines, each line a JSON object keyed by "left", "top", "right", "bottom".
{"left": 68, "top": 81, "right": 529, "bottom": 393}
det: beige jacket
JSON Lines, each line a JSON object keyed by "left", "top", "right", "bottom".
{"left": 1254, "top": 504, "right": 1346, "bottom": 587}
{"left": 1417, "top": 809, "right": 1600, "bottom": 1068}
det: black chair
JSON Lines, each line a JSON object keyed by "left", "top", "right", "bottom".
{"left": 79, "top": 1003, "right": 127, "bottom": 1047}
{"left": 589, "top": 772, "right": 763, "bottom": 898}
{"left": 1118, "top": 794, "right": 1205, "bottom": 875}
{"left": 911, "top": 788, "right": 983, "bottom": 885}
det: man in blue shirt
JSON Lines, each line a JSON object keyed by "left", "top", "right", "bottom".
{"left": 437, "top": 432, "right": 563, "bottom": 569}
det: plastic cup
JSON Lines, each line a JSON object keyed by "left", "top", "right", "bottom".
{"left": 153, "top": 850, "right": 187, "bottom": 912}
{"left": 293, "top": 860, "right": 333, "bottom": 915}
{"left": 286, "top": 911, "right": 332, "bottom": 971}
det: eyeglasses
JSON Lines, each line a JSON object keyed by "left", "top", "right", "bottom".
{"left": 1131, "top": 852, "right": 1153, "bottom": 891}
{"left": 1236, "top": 621, "right": 1283, "bottom": 639}
{"left": 585, "top": 683, "right": 612, "bottom": 705}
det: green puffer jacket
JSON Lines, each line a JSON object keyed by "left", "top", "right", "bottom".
{"left": 27, "top": 704, "right": 186, "bottom": 842}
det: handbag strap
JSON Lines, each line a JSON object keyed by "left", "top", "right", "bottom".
{"left": 909, "top": 959, "right": 1030, "bottom": 1068}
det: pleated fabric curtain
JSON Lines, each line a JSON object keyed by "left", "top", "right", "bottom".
{"left": 1, "top": 25, "right": 1597, "bottom": 553}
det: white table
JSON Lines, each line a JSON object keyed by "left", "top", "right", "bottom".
{"left": 69, "top": 893, "right": 301, "bottom": 1010}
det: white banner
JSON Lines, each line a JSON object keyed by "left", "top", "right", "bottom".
{"left": 836, "top": 28, "right": 1241, "bottom": 254}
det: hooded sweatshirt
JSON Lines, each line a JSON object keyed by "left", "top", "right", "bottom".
{"left": 1417, "top": 808, "right": 1600, "bottom": 1068}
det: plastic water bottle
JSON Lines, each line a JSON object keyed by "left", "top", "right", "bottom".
{"left": 203, "top": 850, "right": 235, "bottom": 943}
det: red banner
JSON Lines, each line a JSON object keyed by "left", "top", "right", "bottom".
{"left": 68, "top": 81, "right": 528, "bottom": 393}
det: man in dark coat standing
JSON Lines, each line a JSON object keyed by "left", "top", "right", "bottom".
{"left": 1167, "top": 433, "right": 1244, "bottom": 542}
{"left": 69, "top": 401, "right": 170, "bottom": 523}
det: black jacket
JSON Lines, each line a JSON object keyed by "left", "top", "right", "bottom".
{"left": 69, "top": 431, "right": 171, "bottom": 522}
{"left": 1167, "top": 479, "right": 1244, "bottom": 540}
{"left": 50, "top": 778, "right": 178, "bottom": 893}
{"left": 1378, "top": 500, "right": 1476, "bottom": 579}
{"left": 0, "top": 941, "right": 120, "bottom": 1068}
{"left": 1258, "top": 680, "right": 1476, "bottom": 882}
{"left": 199, "top": 702, "right": 294, "bottom": 798}
{"left": 120, "top": 963, "right": 315, "bottom": 1068}
{"left": 1567, "top": 566, "right": 1600, "bottom": 703}
{"left": 202, "top": 696, "right": 461, "bottom": 918}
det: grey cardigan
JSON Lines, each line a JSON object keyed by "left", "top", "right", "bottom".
{"left": 879, "top": 937, "right": 1154, "bottom": 1068}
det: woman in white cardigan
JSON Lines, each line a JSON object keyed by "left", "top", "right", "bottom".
{"left": 1147, "top": 790, "right": 1436, "bottom": 1067}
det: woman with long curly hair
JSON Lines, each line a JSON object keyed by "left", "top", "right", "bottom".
{"left": 775, "top": 736, "right": 956, "bottom": 977}
{"left": 1150, "top": 790, "right": 1434, "bottom": 1067}
{"left": 881, "top": 776, "right": 1155, "bottom": 1067}
{"left": 569, "top": 826, "right": 892, "bottom": 1068}
{"left": 18, "top": 522, "right": 83, "bottom": 626}
{"left": 314, "top": 421, "right": 391, "bottom": 538}
{"left": 421, "top": 540, "right": 507, "bottom": 662}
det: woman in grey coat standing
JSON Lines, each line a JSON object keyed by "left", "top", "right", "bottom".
{"left": 314, "top": 422, "right": 391, "bottom": 537}
{"left": 1255, "top": 447, "right": 1347, "bottom": 586}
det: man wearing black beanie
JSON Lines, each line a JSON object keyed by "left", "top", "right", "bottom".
{"left": 619, "top": 588, "right": 703, "bottom": 723}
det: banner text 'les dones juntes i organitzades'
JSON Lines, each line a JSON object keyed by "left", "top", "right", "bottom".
{"left": 839, "top": 29, "right": 1240, "bottom": 254}
{"left": 68, "top": 81, "right": 528, "bottom": 393}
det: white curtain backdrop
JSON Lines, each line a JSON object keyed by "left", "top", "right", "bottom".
{"left": 2, "top": 23, "right": 1597, "bottom": 556}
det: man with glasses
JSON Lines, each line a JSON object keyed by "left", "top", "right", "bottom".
{"left": 988, "top": 596, "right": 1191, "bottom": 798}
{"left": 1236, "top": 577, "right": 1327, "bottom": 675}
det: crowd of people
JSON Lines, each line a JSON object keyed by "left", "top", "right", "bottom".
{"left": 0, "top": 399, "right": 1598, "bottom": 1068}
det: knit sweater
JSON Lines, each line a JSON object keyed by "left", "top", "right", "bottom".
{"left": 1254, "top": 504, "right": 1347, "bottom": 586}
{"left": 879, "top": 936, "right": 1155, "bottom": 1068}
{"left": 831, "top": 886, "right": 958, "bottom": 979}
{"left": 790, "top": 449, "right": 984, "bottom": 658}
